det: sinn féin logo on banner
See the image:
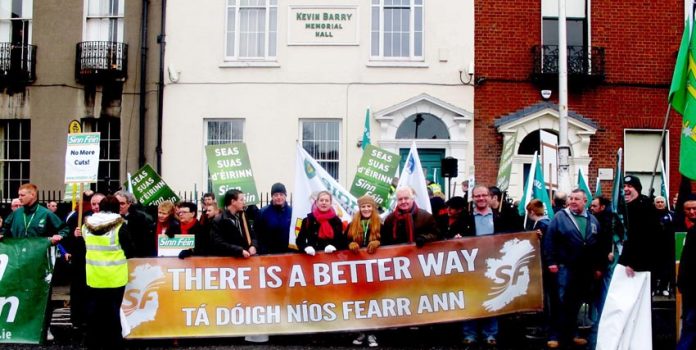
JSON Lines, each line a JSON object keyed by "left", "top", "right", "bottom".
{"left": 123, "top": 264, "right": 166, "bottom": 330}
{"left": 482, "top": 239, "right": 535, "bottom": 312}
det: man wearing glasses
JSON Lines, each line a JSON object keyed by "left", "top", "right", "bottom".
{"left": 114, "top": 190, "right": 155, "bottom": 257}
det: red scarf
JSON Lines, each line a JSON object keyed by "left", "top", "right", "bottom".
{"left": 180, "top": 219, "right": 197, "bottom": 235}
{"left": 312, "top": 206, "right": 337, "bottom": 240}
{"left": 393, "top": 203, "right": 418, "bottom": 243}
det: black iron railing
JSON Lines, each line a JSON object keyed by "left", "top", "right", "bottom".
{"left": 532, "top": 45, "right": 605, "bottom": 83}
{"left": 75, "top": 41, "right": 128, "bottom": 83}
{"left": 0, "top": 42, "right": 37, "bottom": 83}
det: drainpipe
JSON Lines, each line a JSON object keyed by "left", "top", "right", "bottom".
{"left": 156, "top": 0, "right": 166, "bottom": 173}
{"left": 138, "top": 0, "right": 149, "bottom": 167}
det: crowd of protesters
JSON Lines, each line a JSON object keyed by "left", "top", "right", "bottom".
{"left": 1, "top": 176, "right": 694, "bottom": 350}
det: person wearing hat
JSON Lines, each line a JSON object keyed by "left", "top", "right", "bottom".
{"left": 254, "top": 183, "right": 293, "bottom": 255}
{"left": 345, "top": 194, "right": 381, "bottom": 347}
{"left": 618, "top": 175, "right": 661, "bottom": 280}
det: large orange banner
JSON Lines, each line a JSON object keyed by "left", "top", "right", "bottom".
{"left": 122, "top": 232, "right": 542, "bottom": 338}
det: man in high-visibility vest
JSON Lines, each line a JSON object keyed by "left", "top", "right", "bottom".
{"left": 82, "top": 195, "right": 134, "bottom": 349}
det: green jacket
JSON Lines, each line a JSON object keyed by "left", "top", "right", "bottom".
{"left": 3, "top": 202, "right": 68, "bottom": 238}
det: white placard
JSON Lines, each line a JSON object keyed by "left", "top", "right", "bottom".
{"left": 65, "top": 132, "right": 100, "bottom": 183}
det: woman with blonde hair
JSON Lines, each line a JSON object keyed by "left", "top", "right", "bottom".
{"left": 297, "top": 191, "right": 347, "bottom": 255}
{"left": 347, "top": 195, "right": 381, "bottom": 254}
{"left": 345, "top": 195, "right": 381, "bottom": 347}
{"left": 156, "top": 200, "right": 180, "bottom": 239}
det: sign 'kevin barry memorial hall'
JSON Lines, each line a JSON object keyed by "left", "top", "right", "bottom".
{"left": 288, "top": 6, "right": 359, "bottom": 45}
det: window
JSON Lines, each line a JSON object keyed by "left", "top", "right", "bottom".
{"left": 371, "top": 0, "right": 423, "bottom": 60}
{"left": 205, "top": 119, "right": 244, "bottom": 191}
{"left": 84, "top": 117, "right": 120, "bottom": 194}
{"left": 0, "top": 0, "right": 32, "bottom": 44}
{"left": 84, "top": 0, "right": 124, "bottom": 42}
{"left": 395, "top": 113, "right": 449, "bottom": 139}
{"left": 624, "top": 130, "right": 668, "bottom": 196}
{"left": 541, "top": 0, "right": 588, "bottom": 74}
{"left": 301, "top": 120, "right": 340, "bottom": 180}
{"left": 0, "top": 119, "right": 29, "bottom": 200}
{"left": 225, "top": 0, "right": 277, "bottom": 60}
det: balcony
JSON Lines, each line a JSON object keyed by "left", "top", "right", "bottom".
{"left": 532, "top": 45, "right": 605, "bottom": 86}
{"left": 0, "top": 43, "right": 37, "bottom": 84}
{"left": 75, "top": 41, "right": 128, "bottom": 83}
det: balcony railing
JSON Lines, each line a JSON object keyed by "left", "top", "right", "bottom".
{"left": 0, "top": 42, "right": 37, "bottom": 84}
{"left": 75, "top": 41, "right": 128, "bottom": 83}
{"left": 532, "top": 45, "right": 605, "bottom": 84}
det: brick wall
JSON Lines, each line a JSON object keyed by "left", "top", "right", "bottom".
{"left": 474, "top": 0, "right": 684, "bottom": 196}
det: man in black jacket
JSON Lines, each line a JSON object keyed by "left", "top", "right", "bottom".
{"left": 115, "top": 190, "right": 155, "bottom": 258}
{"left": 618, "top": 176, "right": 661, "bottom": 279}
{"left": 211, "top": 189, "right": 257, "bottom": 258}
{"left": 677, "top": 195, "right": 696, "bottom": 350}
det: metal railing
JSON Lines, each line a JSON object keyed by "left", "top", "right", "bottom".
{"left": 0, "top": 42, "right": 37, "bottom": 83}
{"left": 75, "top": 41, "right": 128, "bottom": 83}
{"left": 532, "top": 45, "right": 605, "bottom": 83}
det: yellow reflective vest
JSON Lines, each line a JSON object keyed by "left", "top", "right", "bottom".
{"left": 84, "top": 222, "right": 128, "bottom": 288}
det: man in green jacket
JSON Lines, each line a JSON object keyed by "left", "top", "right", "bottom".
{"left": 1, "top": 183, "right": 67, "bottom": 243}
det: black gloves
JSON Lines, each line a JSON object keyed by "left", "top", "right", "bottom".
{"left": 415, "top": 235, "right": 426, "bottom": 248}
{"left": 178, "top": 249, "right": 193, "bottom": 259}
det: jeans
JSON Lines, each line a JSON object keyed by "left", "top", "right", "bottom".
{"left": 462, "top": 317, "right": 498, "bottom": 341}
{"left": 556, "top": 265, "right": 592, "bottom": 344}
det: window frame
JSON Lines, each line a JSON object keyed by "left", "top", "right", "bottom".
{"left": 82, "top": 0, "right": 125, "bottom": 42}
{"left": 0, "top": 119, "right": 29, "bottom": 200}
{"left": 224, "top": 0, "right": 278, "bottom": 62}
{"left": 623, "top": 129, "right": 670, "bottom": 196}
{"left": 299, "top": 119, "right": 341, "bottom": 181}
{"left": 370, "top": 0, "right": 424, "bottom": 62}
{"left": 83, "top": 117, "right": 121, "bottom": 194}
{"left": 0, "top": 0, "right": 33, "bottom": 44}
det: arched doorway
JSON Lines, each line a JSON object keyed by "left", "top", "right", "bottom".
{"left": 396, "top": 113, "right": 450, "bottom": 189}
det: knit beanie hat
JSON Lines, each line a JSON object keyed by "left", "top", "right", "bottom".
{"left": 624, "top": 175, "right": 642, "bottom": 193}
{"left": 271, "top": 183, "right": 287, "bottom": 195}
{"left": 357, "top": 194, "right": 377, "bottom": 208}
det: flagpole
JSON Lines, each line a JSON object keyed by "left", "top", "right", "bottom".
{"left": 647, "top": 104, "right": 672, "bottom": 198}
{"left": 557, "top": 0, "right": 572, "bottom": 193}
{"left": 522, "top": 152, "right": 538, "bottom": 226}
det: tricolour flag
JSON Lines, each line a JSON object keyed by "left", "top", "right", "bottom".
{"left": 669, "top": 21, "right": 696, "bottom": 180}
{"left": 577, "top": 168, "right": 593, "bottom": 208}
{"left": 517, "top": 151, "right": 554, "bottom": 218}
{"left": 289, "top": 144, "right": 358, "bottom": 249}
{"left": 393, "top": 142, "right": 432, "bottom": 213}
{"left": 361, "top": 108, "right": 371, "bottom": 151}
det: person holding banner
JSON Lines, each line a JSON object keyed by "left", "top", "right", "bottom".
{"left": 82, "top": 195, "right": 135, "bottom": 350}
{"left": 381, "top": 187, "right": 438, "bottom": 248}
{"left": 1, "top": 183, "right": 68, "bottom": 242}
{"left": 211, "top": 189, "right": 257, "bottom": 258}
{"left": 297, "top": 191, "right": 347, "bottom": 256}
{"left": 255, "top": 183, "right": 293, "bottom": 255}
{"left": 437, "top": 196, "right": 468, "bottom": 239}
{"left": 345, "top": 194, "right": 381, "bottom": 347}
{"left": 177, "top": 202, "right": 210, "bottom": 259}
{"left": 677, "top": 195, "right": 696, "bottom": 350}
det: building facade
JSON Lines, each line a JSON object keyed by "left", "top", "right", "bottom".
{"left": 161, "top": 0, "right": 474, "bottom": 199}
{"left": 0, "top": 0, "right": 161, "bottom": 200}
{"left": 475, "top": 0, "right": 684, "bottom": 200}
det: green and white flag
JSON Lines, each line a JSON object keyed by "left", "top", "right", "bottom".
{"left": 518, "top": 151, "right": 554, "bottom": 218}
{"left": 0, "top": 238, "right": 53, "bottom": 344}
{"left": 361, "top": 108, "right": 371, "bottom": 150}
{"left": 669, "top": 21, "right": 696, "bottom": 180}
{"left": 205, "top": 143, "right": 259, "bottom": 205}
{"left": 577, "top": 168, "right": 593, "bottom": 208}
{"left": 594, "top": 177, "right": 602, "bottom": 198}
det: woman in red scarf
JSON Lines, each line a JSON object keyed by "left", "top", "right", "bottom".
{"left": 297, "top": 191, "right": 347, "bottom": 255}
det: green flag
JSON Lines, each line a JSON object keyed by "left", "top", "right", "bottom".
{"left": 669, "top": 21, "right": 696, "bottom": 179}
{"left": 518, "top": 152, "right": 554, "bottom": 218}
{"left": 594, "top": 177, "right": 602, "bottom": 198}
{"left": 577, "top": 168, "right": 592, "bottom": 208}
{"left": 361, "top": 108, "right": 371, "bottom": 150}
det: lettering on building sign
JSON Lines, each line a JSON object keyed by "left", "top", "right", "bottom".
{"left": 295, "top": 11, "right": 353, "bottom": 38}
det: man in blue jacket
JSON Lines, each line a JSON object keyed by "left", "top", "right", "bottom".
{"left": 543, "top": 189, "right": 602, "bottom": 348}
{"left": 254, "top": 183, "right": 293, "bottom": 254}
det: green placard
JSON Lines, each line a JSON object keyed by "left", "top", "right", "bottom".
{"left": 676, "top": 231, "right": 687, "bottom": 261}
{"left": 128, "top": 164, "right": 180, "bottom": 206}
{"left": 205, "top": 143, "right": 258, "bottom": 205}
{"left": 0, "top": 238, "right": 53, "bottom": 344}
{"left": 350, "top": 144, "right": 400, "bottom": 207}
